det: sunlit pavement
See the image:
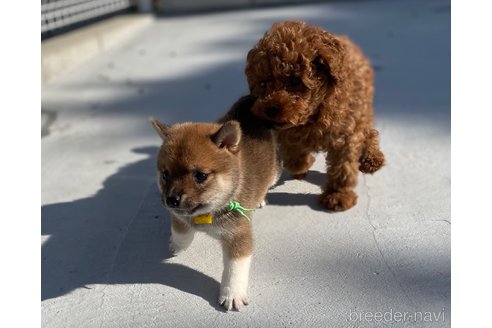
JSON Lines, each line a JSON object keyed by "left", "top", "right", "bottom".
{"left": 42, "top": 0, "right": 450, "bottom": 327}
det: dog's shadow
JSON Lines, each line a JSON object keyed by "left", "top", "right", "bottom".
{"left": 108, "top": 205, "right": 225, "bottom": 311}
{"left": 267, "top": 170, "right": 329, "bottom": 212}
{"left": 42, "top": 146, "right": 224, "bottom": 310}
{"left": 275, "top": 169, "right": 326, "bottom": 187}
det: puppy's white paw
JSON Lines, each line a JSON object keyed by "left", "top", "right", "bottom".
{"left": 169, "top": 229, "right": 194, "bottom": 255}
{"left": 169, "top": 238, "right": 185, "bottom": 255}
{"left": 220, "top": 255, "right": 252, "bottom": 311}
{"left": 257, "top": 200, "right": 266, "bottom": 208}
{"left": 219, "top": 286, "right": 249, "bottom": 311}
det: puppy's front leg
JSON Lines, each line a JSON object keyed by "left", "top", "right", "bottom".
{"left": 169, "top": 216, "right": 194, "bottom": 254}
{"left": 219, "top": 227, "right": 253, "bottom": 311}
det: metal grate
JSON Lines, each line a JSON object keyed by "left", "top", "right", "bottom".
{"left": 41, "top": 0, "right": 134, "bottom": 33}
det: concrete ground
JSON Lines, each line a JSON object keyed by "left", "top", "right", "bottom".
{"left": 41, "top": 0, "right": 450, "bottom": 327}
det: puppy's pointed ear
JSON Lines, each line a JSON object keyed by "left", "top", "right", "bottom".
{"left": 212, "top": 121, "right": 241, "bottom": 152}
{"left": 150, "top": 118, "right": 169, "bottom": 140}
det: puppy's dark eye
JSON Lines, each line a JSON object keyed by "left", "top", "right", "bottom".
{"left": 288, "top": 76, "right": 302, "bottom": 87}
{"left": 259, "top": 81, "right": 267, "bottom": 89}
{"left": 161, "top": 170, "right": 169, "bottom": 181}
{"left": 193, "top": 171, "right": 209, "bottom": 183}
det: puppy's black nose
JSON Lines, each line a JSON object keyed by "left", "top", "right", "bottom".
{"left": 166, "top": 196, "right": 180, "bottom": 208}
{"left": 265, "top": 106, "right": 280, "bottom": 119}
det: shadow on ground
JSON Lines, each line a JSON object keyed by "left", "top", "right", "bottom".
{"left": 42, "top": 146, "right": 220, "bottom": 310}
{"left": 267, "top": 170, "right": 327, "bottom": 212}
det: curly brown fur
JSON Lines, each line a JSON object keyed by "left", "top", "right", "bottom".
{"left": 245, "top": 21, "right": 384, "bottom": 211}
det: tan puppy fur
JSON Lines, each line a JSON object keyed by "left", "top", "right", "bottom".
{"left": 151, "top": 96, "right": 281, "bottom": 311}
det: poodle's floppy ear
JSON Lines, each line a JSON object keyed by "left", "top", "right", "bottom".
{"left": 312, "top": 34, "right": 346, "bottom": 86}
{"left": 212, "top": 121, "right": 242, "bottom": 153}
{"left": 245, "top": 47, "right": 263, "bottom": 92}
{"left": 150, "top": 117, "right": 169, "bottom": 140}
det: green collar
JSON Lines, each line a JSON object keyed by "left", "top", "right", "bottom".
{"left": 194, "top": 200, "right": 254, "bottom": 225}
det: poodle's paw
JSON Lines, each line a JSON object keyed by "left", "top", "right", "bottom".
{"left": 319, "top": 190, "right": 357, "bottom": 211}
{"left": 257, "top": 200, "right": 267, "bottom": 208}
{"left": 359, "top": 149, "right": 385, "bottom": 174}
{"left": 219, "top": 286, "right": 250, "bottom": 311}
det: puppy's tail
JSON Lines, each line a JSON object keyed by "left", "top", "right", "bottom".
{"left": 359, "top": 129, "right": 385, "bottom": 174}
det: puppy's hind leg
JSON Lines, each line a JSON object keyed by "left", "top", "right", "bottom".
{"left": 169, "top": 217, "right": 195, "bottom": 254}
{"left": 258, "top": 155, "right": 283, "bottom": 208}
{"left": 359, "top": 129, "right": 385, "bottom": 174}
{"left": 280, "top": 143, "right": 315, "bottom": 179}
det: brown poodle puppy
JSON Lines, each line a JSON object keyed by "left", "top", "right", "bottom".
{"left": 245, "top": 21, "right": 385, "bottom": 211}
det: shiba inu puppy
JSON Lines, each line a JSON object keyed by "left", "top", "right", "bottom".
{"left": 151, "top": 96, "right": 281, "bottom": 311}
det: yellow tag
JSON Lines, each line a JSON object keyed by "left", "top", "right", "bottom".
{"left": 194, "top": 213, "right": 213, "bottom": 225}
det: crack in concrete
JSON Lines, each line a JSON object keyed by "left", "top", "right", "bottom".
{"left": 104, "top": 182, "right": 153, "bottom": 284}
{"left": 98, "top": 287, "right": 107, "bottom": 328}
{"left": 362, "top": 175, "right": 416, "bottom": 308}
{"left": 431, "top": 219, "right": 451, "bottom": 225}
{"left": 97, "top": 182, "right": 154, "bottom": 328}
